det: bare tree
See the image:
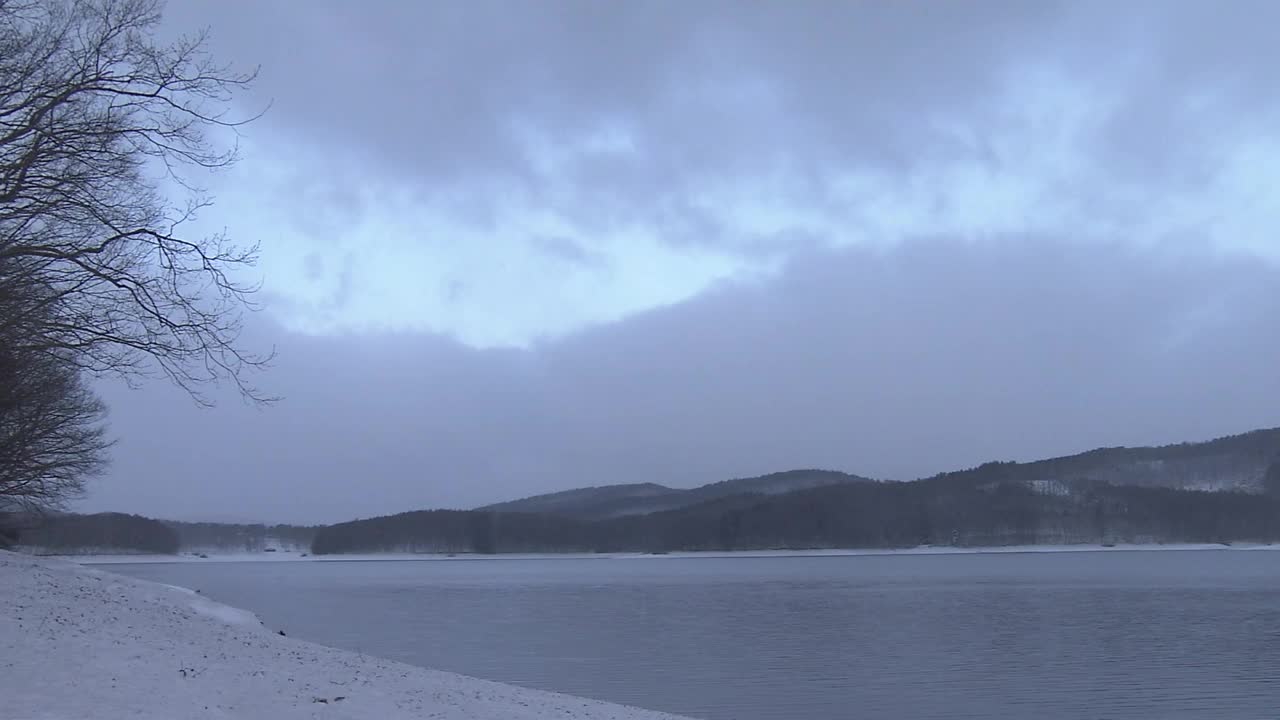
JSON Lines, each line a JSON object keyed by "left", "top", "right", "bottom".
{"left": 0, "top": 346, "right": 110, "bottom": 513}
{"left": 0, "top": 269, "right": 110, "bottom": 512}
{"left": 0, "top": 0, "right": 269, "bottom": 404}
{"left": 0, "top": 0, "right": 267, "bottom": 512}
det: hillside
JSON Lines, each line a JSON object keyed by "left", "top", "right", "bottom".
{"left": 477, "top": 482, "right": 677, "bottom": 519}
{"left": 475, "top": 429, "right": 1280, "bottom": 523}
{"left": 0, "top": 514, "right": 317, "bottom": 555}
{"left": 924, "top": 427, "right": 1280, "bottom": 495}
{"left": 12, "top": 513, "right": 179, "bottom": 554}
{"left": 477, "top": 469, "right": 870, "bottom": 520}
{"left": 164, "top": 521, "right": 318, "bottom": 553}
{"left": 312, "top": 479, "right": 1280, "bottom": 555}
{"left": 314, "top": 428, "right": 1280, "bottom": 554}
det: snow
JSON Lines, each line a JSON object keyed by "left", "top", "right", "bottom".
{"left": 0, "top": 551, "right": 690, "bottom": 720}
{"left": 62, "top": 550, "right": 319, "bottom": 564}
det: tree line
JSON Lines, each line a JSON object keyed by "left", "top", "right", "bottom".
{"left": 9, "top": 463, "right": 1278, "bottom": 555}
{"left": 0, "top": 0, "right": 263, "bottom": 520}
{"left": 8, "top": 511, "right": 177, "bottom": 553}
{"left": 310, "top": 471, "right": 1280, "bottom": 555}
{"left": 0, "top": 512, "right": 315, "bottom": 553}
{"left": 165, "top": 520, "right": 317, "bottom": 552}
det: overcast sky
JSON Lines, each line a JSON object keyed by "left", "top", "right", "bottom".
{"left": 81, "top": 0, "right": 1280, "bottom": 524}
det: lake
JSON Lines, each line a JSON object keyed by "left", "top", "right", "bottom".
{"left": 109, "top": 550, "right": 1280, "bottom": 720}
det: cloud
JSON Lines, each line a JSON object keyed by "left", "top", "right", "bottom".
{"left": 153, "top": 1, "right": 1280, "bottom": 347}
{"left": 528, "top": 235, "right": 606, "bottom": 269}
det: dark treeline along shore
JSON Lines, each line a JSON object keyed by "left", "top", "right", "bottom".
{"left": 8, "top": 428, "right": 1280, "bottom": 556}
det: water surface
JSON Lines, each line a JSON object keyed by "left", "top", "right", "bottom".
{"left": 112, "top": 550, "right": 1280, "bottom": 719}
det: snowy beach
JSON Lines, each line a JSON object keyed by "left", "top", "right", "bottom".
{"left": 0, "top": 551, "right": 689, "bottom": 720}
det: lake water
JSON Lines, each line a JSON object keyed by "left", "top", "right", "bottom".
{"left": 110, "top": 550, "right": 1280, "bottom": 720}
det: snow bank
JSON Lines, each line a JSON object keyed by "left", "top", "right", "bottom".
{"left": 0, "top": 551, "right": 690, "bottom": 720}
{"left": 65, "top": 550, "right": 316, "bottom": 564}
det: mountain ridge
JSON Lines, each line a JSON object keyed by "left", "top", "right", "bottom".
{"left": 476, "top": 428, "right": 1280, "bottom": 520}
{"left": 477, "top": 469, "right": 872, "bottom": 520}
{"left": 284, "top": 426, "right": 1278, "bottom": 555}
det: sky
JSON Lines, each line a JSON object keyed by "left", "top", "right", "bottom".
{"left": 81, "top": 0, "right": 1280, "bottom": 524}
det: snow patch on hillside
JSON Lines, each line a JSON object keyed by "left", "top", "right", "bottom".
{"left": 1027, "top": 479, "right": 1072, "bottom": 496}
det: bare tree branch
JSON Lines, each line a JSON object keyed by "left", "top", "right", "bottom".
{"left": 0, "top": 0, "right": 271, "bottom": 405}
{"left": 0, "top": 269, "right": 110, "bottom": 511}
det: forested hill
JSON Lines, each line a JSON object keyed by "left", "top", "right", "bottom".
{"left": 163, "top": 521, "right": 317, "bottom": 553}
{"left": 474, "top": 429, "right": 1280, "bottom": 522}
{"left": 926, "top": 427, "right": 1280, "bottom": 494}
{"left": 312, "top": 479, "right": 1280, "bottom": 554}
{"left": 8, "top": 513, "right": 179, "bottom": 554}
{"left": 476, "top": 469, "right": 872, "bottom": 520}
{"left": 0, "top": 514, "right": 317, "bottom": 554}
{"left": 314, "top": 428, "right": 1280, "bottom": 554}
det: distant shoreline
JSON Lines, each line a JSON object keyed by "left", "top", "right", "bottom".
{"left": 58, "top": 541, "right": 1280, "bottom": 565}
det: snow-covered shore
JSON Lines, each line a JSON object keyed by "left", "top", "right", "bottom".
{"left": 0, "top": 551, "right": 690, "bottom": 720}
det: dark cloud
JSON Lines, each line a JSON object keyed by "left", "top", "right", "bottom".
{"left": 169, "top": 1, "right": 1280, "bottom": 211}
{"left": 85, "top": 241, "right": 1280, "bottom": 524}
{"left": 157, "top": 2, "right": 1110, "bottom": 243}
